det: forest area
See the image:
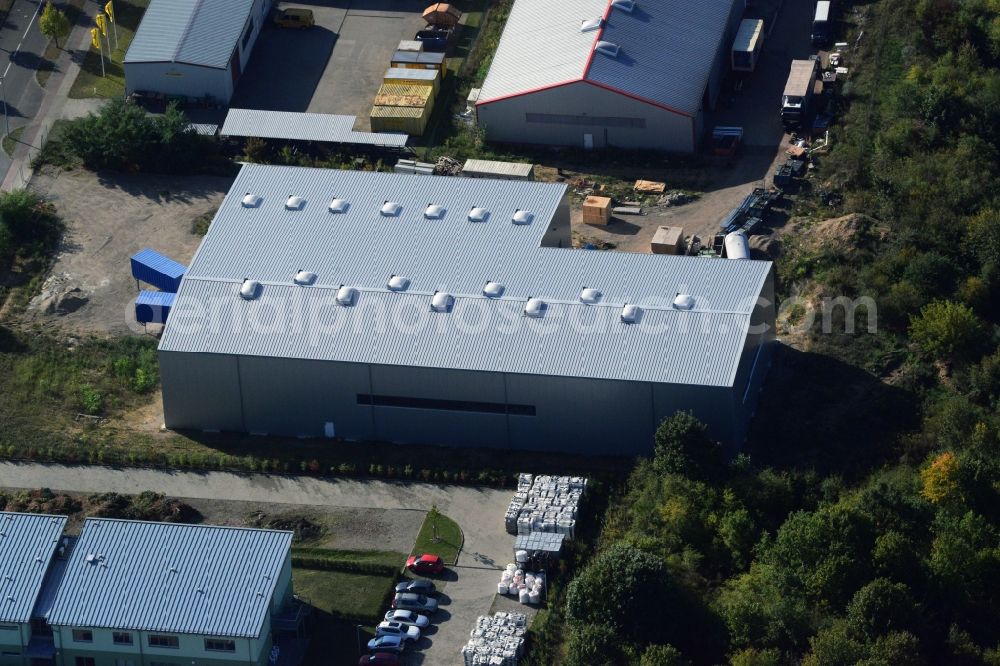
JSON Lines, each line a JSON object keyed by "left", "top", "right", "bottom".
{"left": 525, "top": 1, "right": 1000, "bottom": 664}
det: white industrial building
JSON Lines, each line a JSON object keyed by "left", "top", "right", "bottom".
{"left": 124, "top": 0, "right": 273, "bottom": 104}
{"left": 476, "top": 0, "right": 744, "bottom": 152}
{"left": 157, "top": 164, "right": 775, "bottom": 456}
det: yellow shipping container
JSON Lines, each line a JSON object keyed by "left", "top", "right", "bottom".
{"left": 370, "top": 104, "right": 431, "bottom": 136}
{"left": 375, "top": 84, "right": 434, "bottom": 113}
{"left": 383, "top": 67, "right": 441, "bottom": 95}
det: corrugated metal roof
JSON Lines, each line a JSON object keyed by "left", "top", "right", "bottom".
{"left": 221, "top": 109, "right": 409, "bottom": 148}
{"left": 48, "top": 519, "right": 292, "bottom": 638}
{"left": 0, "top": 512, "right": 67, "bottom": 623}
{"left": 159, "top": 164, "right": 772, "bottom": 387}
{"left": 478, "top": 0, "right": 741, "bottom": 116}
{"left": 124, "top": 0, "right": 256, "bottom": 69}
{"left": 734, "top": 18, "right": 764, "bottom": 53}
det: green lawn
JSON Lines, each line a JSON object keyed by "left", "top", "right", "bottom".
{"left": 411, "top": 510, "right": 463, "bottom": 565}
{"left": 36, "top": 0, "right": 85, "bottom": 89}
{"left": 69, "top": 0, "right": 149, "bottom": 99}
{"left": 292, "top": 548, "right": 405, "bottom": 569}
{"left": 1, "top": 127, "right": 24, "bottom": 157}
{"left": 293, "top": 568, "right": 394, "bottom": 623}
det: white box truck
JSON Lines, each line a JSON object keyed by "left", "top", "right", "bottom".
{"left": 812, "top": 1, "right": 832, "bottom": 46}
{"left": 781, "top": 59, "right": 818, "bottom": 127}
{"left": 732, "top": 18, "right": 765, "bottom": 72}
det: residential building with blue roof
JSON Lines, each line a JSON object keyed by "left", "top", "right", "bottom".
{"left": 124, "top": 0, "right": 274, "bottom": 104}
{"left": 47, "top": 519, "right": 297, "bottom": 666}
{"left": 476, "top": 0, "right": 744, "bottom": 152}
{"left": 0, "top": 512, "right": 67, "bottom": 665}
{"left": 157, "top": 164, "right": 775, "bottom": 453}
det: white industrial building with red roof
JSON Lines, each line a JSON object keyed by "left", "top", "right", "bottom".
{"left": 475, "top": 0, "right": 744, "bottom": 152}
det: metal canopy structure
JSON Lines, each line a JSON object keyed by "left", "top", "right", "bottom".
{"left": 221, "top": 109, "right": 409, "bottom": 149}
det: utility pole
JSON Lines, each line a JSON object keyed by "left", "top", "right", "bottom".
{"left": 0, "top": 77, "right": 8, "bottom": 137}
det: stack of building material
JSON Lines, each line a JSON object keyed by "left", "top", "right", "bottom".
{"left": 371, "top": 84, "right": 435, "bottom": 136}
{"left": 651, "top": 226, "right": 684, "bottom": 254}
{"left": 461, "top": 612, "right": 527, "bottom": 666}
{"left": 498, "top": 564, "right": 545, "bottom": 604}
{"left": 504, "top": 475, "right": 586, "bottom": 539}
{"left": 582, "top": 195, "right": 612, "bottom": 225}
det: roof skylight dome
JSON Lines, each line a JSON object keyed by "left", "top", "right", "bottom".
{"left": 336, "top": 286, "right": 357, "bottom": 306}
{"left": 381, "top": 201, "right": 402, "bottom": 216}
{"left": 672, "top": 293, "right": 695, "bottom": 310}
{"left": 612, "top": 0, "right": 635, "bottom": 13}
{"left": 621, "top": 303, "right": 641, "bottom": 323}
{"left": 468, "top": 207, "right": 489, "bottom": 222}
{"left": 239, "top": 280, "right": 261, "bottom": 300}
{"left": 293, "top": 270, "right": 317, "bottom": 286}
{"left": 595, "top": 41, "right": 620, "bottom": 58}
{"left": 579, "top": 288, "right": 601, "bottom": 305}
{"left": 424, "top": 204, "right": 446, "bottom": 219}
{"left": 431, "top": 291, "right": 454, "bottom": 313}
{"left": 524, "top": 298, "right": 546, "bottom": 318}
{"left": 329, "top": 198, "right": 349, "bottom": 213}
{"left": 512, "top": 210, "right": 533, "bottom": 225}
{"left": 387, "top": 275, "right": 410, "bottom": 292}
{"left": 483, "top": 281, "right": 504, "bottom": 298}
{"left": 581, "top": 17, "right": 602, "bottom": 32}
{"left": 241, "top": 192, "right": 261, "bottom": 208}
{"left": 285, "top": 195, "right": 305, "bottom": 210}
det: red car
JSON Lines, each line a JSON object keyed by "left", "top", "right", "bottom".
{"left": 406, "top": 553, "right": 444, "bottom": 575}
{"left": 359, "top": 653, "right": 399, "bottom": 666}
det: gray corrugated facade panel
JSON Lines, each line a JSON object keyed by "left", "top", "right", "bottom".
{"left": 586, "top": 0, "right": 742, "bottom": 116}
{"left": 125, "top": 0, "right": 256, "bottom": 69}
{"left": 124, "top": 61, "right": 233, "bottom": 101}
{"left": 477, "top": 0, "right": 601, "bottom": 104}
{"left": 476, "top": 80, "right": 695, "bottom": 152}
{"left": 159, "top": 164, "right": 771, "bottom": 386}
{"left": 0, "top": 512, "right": 67, "bottom": 623}
{"left": 48, "top": 519, "right": 292, "bottom": 638}
{"left": 160, "top": 351, "right": 738, "bottom": 454}
{"left": 221, "top": 109, "right": 408, "bottom": 147}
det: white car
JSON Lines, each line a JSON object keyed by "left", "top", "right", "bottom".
{"left": 376, "top": 621, "right": 421, "bottom": 642}
{"left": 383, "top": 609, "right": 431, "bottom": 629}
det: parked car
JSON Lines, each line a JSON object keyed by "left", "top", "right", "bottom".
{"left": 359, "top": 654, "right": 399, "bottom": 666}
{"left": 394, "top": 578, "right": 436, "bottom": 595}
{"left": 392, "top": 592, "right": 438, "bottom": 614}
{"left": 384, "top": 609, "right": 430, "bottom": 629}
{"left": 406, "top": 553, "right": 444, "bottom": 575}
{"left": 368, "top": 635, "right": 405, "bottom": 654}
{"left": 377, "top": 621, "right": 421, "bottom": 642}
{"left": 273, "top": 8, "right": 314, "bottom": 28}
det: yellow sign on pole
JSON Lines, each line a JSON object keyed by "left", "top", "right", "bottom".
{"left": 105, "top": 1, "right": 114, "bottom": 22}
{"left": 90, "top": 27, "right": 100, "bottom": 49}
{"left": 96, "top": 13, "right": 107, "bottom": 36}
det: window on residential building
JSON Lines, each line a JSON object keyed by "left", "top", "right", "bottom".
{"left": 148, "top": 634, "right": 180, "bottom": 649}
{"left": 205, "top": 638, "right": 236, "bottom": 652}
{"left": 113, "top": 631, "right": 133, "bottom": 645}
{"left": 72, "top": 629, "right": 93, "bottom": 643}
{"left": 75, "top": 658, "right": 96, "bottom": 666}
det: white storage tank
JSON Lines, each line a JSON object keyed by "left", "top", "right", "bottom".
{"left": 725, "top": 231, "right": 751, "bottom": 260}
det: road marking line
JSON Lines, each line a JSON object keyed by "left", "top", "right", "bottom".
{"left": 3, "top": 0, "right": 43, "bottom": 77}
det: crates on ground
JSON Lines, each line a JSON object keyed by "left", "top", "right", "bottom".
{"left": 375, "top": 84, "right": 434, "bottom": 110}
{"left": 582, "top": 195, "right": 612, "bottom": 225}
{"left": 504, "top": 474, "right": 587, "bottom": 540}
{"left": 462, "top": 612, "right": 527, "bottom": 666}
{"left": 370, "top": 105, "right": 432, "bottom": 136}
{"left": 651, "top": 225, "right": 683, "bottom": 254}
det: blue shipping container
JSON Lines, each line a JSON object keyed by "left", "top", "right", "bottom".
{"left": 130, "top": 248, "right": 186, "bottom": 292}
{"left": 135, "top": 291, "right": 175, "bottom": 324}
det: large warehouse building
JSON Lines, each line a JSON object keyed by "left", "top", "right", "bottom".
{"left": 158, "top": 164, "right": 775, "bottom": 455}
{"left": 475, "top": 0, "right": 744, "bottom": 152}
{"left": 124, "top": 0, "right": 272, "bottom": 104}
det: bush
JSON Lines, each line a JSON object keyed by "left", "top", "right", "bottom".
{"left": 565, "top": 624, "right": 626, "bottom": 666}
{"left": 909, "top": 300, "right": 988, "bottom": 363}
{"left": 653, "top": 411, "right": 724, "bottom": 481}
{"left": 846, "top": 578, "right": 917, "bottom": 640}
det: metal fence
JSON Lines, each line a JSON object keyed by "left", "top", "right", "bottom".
{"left": 4, "top": 123, "right": 50, "bottom": 192}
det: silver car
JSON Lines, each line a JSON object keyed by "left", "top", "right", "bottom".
{"left": 384, "top": 609, "right": 431, "bottom": 629}
{"left": 392, "top": 592, "right": 438, "bottom": 614}
{"left": 377, "top": 621, "right": 421, "bottom": 642}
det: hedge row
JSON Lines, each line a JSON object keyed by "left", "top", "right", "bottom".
{"left": 291, "top": 556, "right": 398, "bottom": 578}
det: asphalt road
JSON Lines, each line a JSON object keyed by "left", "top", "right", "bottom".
{"left": 0, "top": 0, "right": 46, "bottom": 179}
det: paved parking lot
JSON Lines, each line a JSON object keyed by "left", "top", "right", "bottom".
{"left": 231, "top": 0, "right": 428, "bottom": 130}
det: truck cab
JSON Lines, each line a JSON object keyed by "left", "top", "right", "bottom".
{"left": 812, "top": 1, "right": 832, "bottom": 46}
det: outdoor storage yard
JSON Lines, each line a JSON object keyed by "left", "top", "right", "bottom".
{"left": 231, "top": 0, "right": 431, "bottom": 129}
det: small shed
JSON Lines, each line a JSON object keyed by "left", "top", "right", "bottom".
{"left": 514, "top": 532, "right": 565, "bottom": 563}
{"left": 135, "top": 290, "right": 175, "bottom": 324}
{"left": 422, "top": 3, "right": 462, "bottom": 28}
{"left": 130, "top": 248, "right": 186, "bottom": 292}
{"left": 461, "top": 159, "right": 534, "bottom": 181}
{"left": 582, "top": 196, "right": 612, "bottom": 225}
{"left": 651, "top": 226, "right": 684, "bottom": 254}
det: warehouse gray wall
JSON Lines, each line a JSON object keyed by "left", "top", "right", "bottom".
{"left": 160, "top": 348, "right": 750, "bottom": 454}
{"left": 160, "top": 351, "right": 244, "bottom": 431}
{"left": 477, "top": 81, "right": 696, "bottom": 153}
{"left": 124, "top": 61, "right": 234, "bottom": 103}
{"left": 705, "top": 0, "right": 747, "bottom": 111}
{"left": 728, "top": 267, "right": 777, "bottom": 451}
